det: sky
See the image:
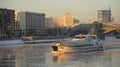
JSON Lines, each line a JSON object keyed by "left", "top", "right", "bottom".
{"left": 0, "top": 0, "right": 120, "bottom": 23}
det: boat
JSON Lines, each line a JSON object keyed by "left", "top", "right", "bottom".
{"left": 21, "top": 36, "right": 34, "bottom": 44}
{"left": 52, "top": 34, "right": 103, "bottom": 53}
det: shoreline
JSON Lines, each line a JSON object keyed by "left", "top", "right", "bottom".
{"left": 0, "top": 37, "right": 120, "bottom": 46}
{"left": 0, "top": 36, "right": 71, "bottom": 40}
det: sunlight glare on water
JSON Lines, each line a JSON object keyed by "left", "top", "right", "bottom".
{"left": 0, "top": 43, "right": 120, "bottom": 67}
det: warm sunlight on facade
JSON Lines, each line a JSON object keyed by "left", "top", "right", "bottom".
{"left": 46, "top": 13, "right": 75, "bottom": 28}
{"left": 63, "top": 13, "right": 75, "bottom": 27}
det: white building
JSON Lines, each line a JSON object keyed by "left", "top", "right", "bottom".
{"left": 18, "top": 11, "right": 45, "bottom": 36}
{"left": 98, "top": 9, "right": 111, "bottom": 23}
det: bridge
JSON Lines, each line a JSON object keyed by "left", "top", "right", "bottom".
{"left": 62, "top": 24, "right": 92, "bottom": 36}
{"left": 63, "top": 22, "right": 120, "bottom": 39}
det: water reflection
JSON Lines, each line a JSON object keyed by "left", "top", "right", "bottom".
{"left": 0, "top": 47, "right": 16, "bottom": 67}
{"left": 51, "top": 52, "right": 103, "bottom": 65}
{"left": 0, "top": 43, "right": 120, "bottom": 67}
{"left": 15, "top": 44, "right": 47, "bottom": 67}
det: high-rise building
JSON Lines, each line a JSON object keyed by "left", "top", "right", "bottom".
{"left": 0, "top": 8, "right": 15, "bottom": 37}
{"left": 45, "top": 13, "right": 77, "bottom": 28}
{"left": 18, "top": 11, "right": 45, "bottom": 36}
{"left": 53, "top": 18, "right": 64, "bottom": 27}
{"left": 14, "top": 11, "right": 20, "bottom": 31}
{"left": 63, "top": 13, "right": 75, "bottom": 27}
{"left": 98, "top": 9, "right": 111, "bottom": 23}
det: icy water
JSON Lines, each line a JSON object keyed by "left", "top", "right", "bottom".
{"left": 0, "top": 43, "right": 120, "bottom": 67}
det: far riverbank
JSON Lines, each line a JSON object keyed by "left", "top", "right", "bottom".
{"left": 0, "top": 36, "right": 71, "bottom": 40}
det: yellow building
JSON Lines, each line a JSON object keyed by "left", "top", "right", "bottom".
{"left": 63, "top": 13, "right": 75, "bottom": 27}
{"left": 53, "top": 13, "right": 75, "bottom": 28}
{"left": 53, "top": 18, "right": 64, "bottom": 27}
{"left": 45, "top": 13, "right": 76, "bottom": 28}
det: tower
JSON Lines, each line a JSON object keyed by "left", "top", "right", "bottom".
{"left": 63, "top": 13, "right": 75, "bottom": 27}
{"left": 98, "top": 0, "right": 111, "bottom": 23}
{"left": 98, "top": 9, "right": 111, "bottom": 23}
{"left": 0, "top": 8, "right": 15, "bottom": 37}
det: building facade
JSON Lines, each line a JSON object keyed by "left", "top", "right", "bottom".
{"left": 98, "top": 10, "right": 111, "bottom": 23}
{"left": 63, "top": 13, "right": 75, "bottom": 27}
{"left": 45, "top": 17, "right": 57, "bottom": 29}
{"left": 45, "top": 13, "right": 75, "bottom": 28}
{"left": 18, "top": 11, "right": 45, "bottom": 36}
{"left": 0, "top": 8, "right": 15, "bottom": 37}
{"left": 53, "top": 18, "right": 64, "bottom": 27}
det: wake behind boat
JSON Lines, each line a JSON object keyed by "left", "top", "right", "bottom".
{"left": 52, "top": 34, "right": 103, "bottom": 53}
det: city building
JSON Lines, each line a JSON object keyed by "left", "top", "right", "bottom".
{"left": 63, "top": 13, "right": 75, "bottom": 27}
{"left": 98, "top": 9, "right": 111, "bottom": 23}
{"left": 84, "top": 20, "right": 93, "bottom": 24}
{"left": 14, "top": 11, "right": 20, "bottom": 36}
{"left": 46, "top": 13, "right": 76, "bottom": 28}
{"left": 45, "top": 17, "right": 58, "bottom": 29}
{"left": 18, "top": 11, "right": 45, "bottom": 36}
{"left": 45, "top": 17, "right": 65, "bottom": 28}
{"left": 0, "top": 8, "right": 15, "bottom": 37}
{"left": 53, "top": 18, "right": 64, "bottom": 27}
{"left": 72, "top": 19, "right": 80, "bottom": 26}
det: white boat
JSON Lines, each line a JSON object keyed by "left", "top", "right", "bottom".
{"left": 71, "top": 34, "right": 101, "bottom": 45}
{"left": 52, "top": 34, "right": 103, "bottom": 53}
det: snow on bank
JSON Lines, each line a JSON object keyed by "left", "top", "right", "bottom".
{"left": 0, "top": 39, "right": 61, "bottom": 45}
{"left": 0, "top": 39, "right": 24, "bottom": 45}
{"left": 0, "top": 38, "right": 66, "bottom": 45}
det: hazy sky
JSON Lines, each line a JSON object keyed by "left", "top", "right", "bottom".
{"left": 0, "top": 0, "right": 120, "bottom": 23}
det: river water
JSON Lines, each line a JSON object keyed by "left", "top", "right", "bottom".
{"left": 0, "top": 42, "right": 120, "bottom": 67}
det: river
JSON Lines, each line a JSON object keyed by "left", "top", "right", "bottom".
{"left": 0, "top": 42, "right": 120, "bottom": 67}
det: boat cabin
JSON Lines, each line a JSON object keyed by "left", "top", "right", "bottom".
{"left": 72, "top": 34, "right": 97, "bottom": 41}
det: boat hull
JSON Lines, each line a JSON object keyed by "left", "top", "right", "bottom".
{"left": 52, "top": 45, "right": 103, "bottom": 53}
